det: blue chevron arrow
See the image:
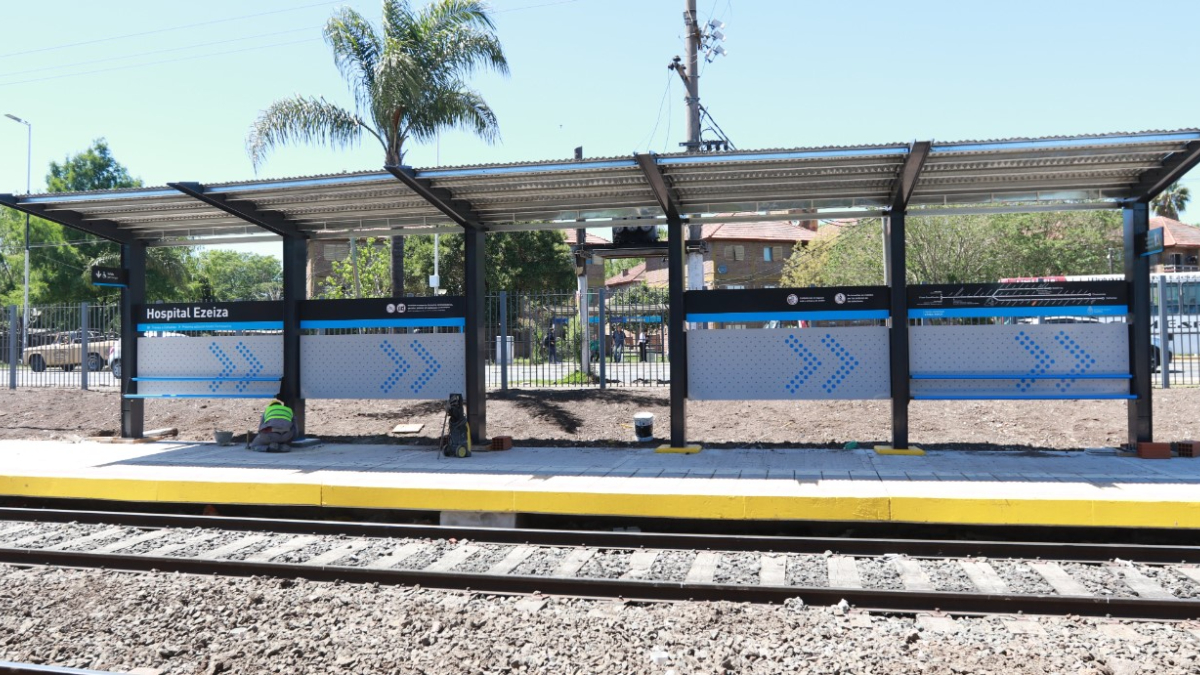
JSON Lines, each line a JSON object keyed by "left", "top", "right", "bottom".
{"left": 1052, "top": 330, "right": 1095, "bottom": 393}
{"left": 783, "top": 334, "right": 821, "bottom": 394}
{"left": 820, "top": 334, "right": 858, "bottom": 394}
{"left": 379, "top": 341, "right": 411, "bottom": 394}
{"left": 1013, "top": 331, "right": 1053, "bottom": 393}
{"left": 234, "top": 342, "right": 263, "bottom": 393}
{"left": 208, "top": 342, "right": 235, "bottom": 392}
{"left": 410, "top": 341, "right": 442, "bottom": 394}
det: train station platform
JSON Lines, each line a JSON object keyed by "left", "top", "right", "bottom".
{"left": 2, "top": 439, "right": 1200, "bottom": 529}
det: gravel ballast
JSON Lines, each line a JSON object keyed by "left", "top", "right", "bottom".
{"left": 2, "top": 565, "right": 1199, "bottom": 674}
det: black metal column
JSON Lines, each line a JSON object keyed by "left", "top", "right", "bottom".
{"left": 1124, "top": 202, "right": 1152, "bottom": 444}
{"left": 886, "top": 213, "right": 910, "bottom": 449}
{"left": 282, "top": 235, "right": 306, "bottom": 435}
{"left": 120, "top": 241, "right": 145, "bottom": 438}
{"left": 668, "top": 212, "right": 688, "bottom": 447}
{"left": 464, "top": 227, "right": 487, "bottom": 443}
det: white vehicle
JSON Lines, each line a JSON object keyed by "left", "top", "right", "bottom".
{"left": 107, "top": 331, "right": 186, "bottom": 379}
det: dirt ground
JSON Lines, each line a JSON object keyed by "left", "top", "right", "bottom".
{"left": 0, "top": 386, "right": 1196, "bottom": 450}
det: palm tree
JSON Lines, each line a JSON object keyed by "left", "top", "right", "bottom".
{"left": 247, "top": 0, "right": 508, "bottom": 294}
{"left": 1152, "top": 182, "right": 1191, "bottom": 220}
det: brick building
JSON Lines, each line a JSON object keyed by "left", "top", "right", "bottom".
{"left": 605, "top": 219, "right": 817, "bottom": 291}
{"left": 1151, "top": 217, "right": 1200, "bottom": 273}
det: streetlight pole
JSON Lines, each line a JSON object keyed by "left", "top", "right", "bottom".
{"left": 4, "top": 114, "right": 31, "bottom": 352}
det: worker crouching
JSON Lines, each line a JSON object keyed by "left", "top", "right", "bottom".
{"left": 251, "top": 395, "right": 297, "bottom": 453}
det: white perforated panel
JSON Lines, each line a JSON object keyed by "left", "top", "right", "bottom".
{"left": 137, "top": 336, "right": 282, "bottom": 397}
{"left": 909, "top": 324, "right": 1129, "bottom": 397}
{"left": 688, "top": 327, "right": 890, "bottom": 400}
{"left": 301, "top": 333, "right": 465, "bottom": 399}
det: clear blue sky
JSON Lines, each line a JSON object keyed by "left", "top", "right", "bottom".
{"left": 2, "top": 0, "right": 1199, "bottom": 217}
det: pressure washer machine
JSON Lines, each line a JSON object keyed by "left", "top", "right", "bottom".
{"left": 439, "top": 393, "right": 471, "bottom": 458}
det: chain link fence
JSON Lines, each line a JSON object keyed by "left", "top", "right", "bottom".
{"left": 3, "top": 303, "right": 120, "bottom": 389}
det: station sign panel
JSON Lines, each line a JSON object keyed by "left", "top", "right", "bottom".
{"left": 685, "top": 286, "right": 889, "bottom": 322}
{"left": 136, "top": 301, "right": 283, "bottom": 331}
{"left": 90, "top": 266, "right": 128, "bottom": 288}
{"left": 908, "top": 281, "right": 1128, "bottom": 319}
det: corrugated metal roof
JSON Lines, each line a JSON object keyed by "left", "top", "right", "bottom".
{"left": 5, "top": 129, "right": 1197, "bottom": 246}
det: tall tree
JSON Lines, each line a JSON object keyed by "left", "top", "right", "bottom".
{"left": 1152, "top": 182, "right": 1191, "bottom": 220}
{"left": 47, "top": 139, "right": 142, "bottom": 192}
{"left": 247, "top": 0, "right": 508, "bottom": 296}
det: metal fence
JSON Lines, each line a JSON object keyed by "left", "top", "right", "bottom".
{"left": 4, "top": 303, "right": 120, "bottom": 389}
{"left": 1153, "top": 279, "right": 1200, "bottom": 387}
{"left": 6, "top": 284, "right": 1197, "bottom": 392}
{"left": 486, "top": 288, "right": 671, "bottom": 389}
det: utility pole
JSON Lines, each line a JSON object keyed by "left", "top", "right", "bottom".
{"left": 681, "top": 1, "right": 704, "bottom": 291}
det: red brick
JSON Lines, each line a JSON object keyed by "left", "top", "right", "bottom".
{"left": 1137, "top": 442, "right": 1172, "bottom": 459}
{"left": 1174, "top": 441, "right": 1199, "bottom": 458}
{"left": 490, "top": 436, "right": 513, "bottom": 451}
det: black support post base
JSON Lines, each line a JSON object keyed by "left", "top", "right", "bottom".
{"left": 886, "top": 213, "right": 910, "bottom": 450}
{"left": 120, "top": 241, "right": 146, "bottom": 439}
{"left": 464, "top": 228, "right": 487, "bottom": 444}
{"left": 1124, "top": 202, "right": 1152, "bottom": 445}
{"left": 283, "top": 236, "right": 306, "bottom": 436}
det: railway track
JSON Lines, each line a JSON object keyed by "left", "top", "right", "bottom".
{"left": 1, "top": 508, "right": 1199, "bottom": 621}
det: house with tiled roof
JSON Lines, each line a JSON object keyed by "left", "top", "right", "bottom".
{"left": 1151, "top": 217, "right": 1200, "bottom": 273}
{"left": 604, "top": 217, "right": 817, "bottom": 290}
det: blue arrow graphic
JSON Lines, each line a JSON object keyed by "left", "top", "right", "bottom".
{"left": 379, "top": 341, "right": 411, "bottom": 394}
{"left": 821, "top": 334, "right": 858, "bottom": 393}
{"left": 208, "top": 342, "right": 235, "bottom": 392}
{"left": 1052, "top": 330, "right": 1095, "bottom": 393}
{"left": 1013, "top": 331, "right": 1053, "bottom": 392}
{"left": 783, "top": 334, "right": 821, "bottom": 394}
{"left": 410, "top": 341, "right": 441, "bottom": 394}
{"left": 234, "top": 342, "right": 263, "bottom": 393}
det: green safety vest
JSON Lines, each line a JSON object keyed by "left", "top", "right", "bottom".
{"left": 263, "top": 402, "right": 293, "bottom": 424}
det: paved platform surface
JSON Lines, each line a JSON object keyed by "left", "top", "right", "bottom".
{"left": 2, "top": 440, "right": 1200, "bottom": 528}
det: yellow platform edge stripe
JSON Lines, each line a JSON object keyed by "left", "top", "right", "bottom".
{"left": 5, "top": 474, "right": 1200, "bottom": 529}
{"left": 656, "top": 445, "right": 702, "bottom": 454}
{"left": 874, "top": 445, "right": 925, "bottom": 456}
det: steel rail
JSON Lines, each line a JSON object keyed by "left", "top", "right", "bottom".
{"left": 1, "top": 507, "right": 1198, "bottom": 564}
{"left": 0, "top": 546, "right": 1197, "bottom": 621}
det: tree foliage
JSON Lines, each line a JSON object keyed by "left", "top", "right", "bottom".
{"left": 1152, "top": 182, "right": 1191, "bottom": 220}
{"left": 781, "top": 211, "right": 1124, "bottom": 287}
{"left": 320, "top": 238, "right": 393, "bottom": 299}
{"left": 191, "top": 249, "right": 281, "bottom": 301}
{"left": 46, "top": 139, "right": 142, "bottom": 193}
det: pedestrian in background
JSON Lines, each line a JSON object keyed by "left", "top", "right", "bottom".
{"left": 637, "top": 330, "right": 648, "bottom": 362}
{"left": 612, "top": 327, "right": 625, "bottom": 362}
{"left": 542, "top": 327, "right": 558, "bottom": 364}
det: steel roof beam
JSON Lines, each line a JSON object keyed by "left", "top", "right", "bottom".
{"left": 634, "top": 153, "right": 681, "bottom": 219}
{"left": 1129, "top": 140, "right": 1200, "bottom": 204}
{"left": 0, "top": 194, "right": 134, "bottom": 244}
{"left": 384, "top": 165, "right": 483, "bottom": 230}
{"left": 889, "top": 141, "right": 932, "bottom": 212}
{"left": 169, "top": 181, "right": 307, "bottom": 239}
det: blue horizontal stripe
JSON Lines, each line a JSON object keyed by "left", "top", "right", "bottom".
{"left": 124, "top": 393, "right": 277, "bottom": 399}
{"left": 300, "top": 318, "right": 465, "bottom": 329}
{"left": 913, "top": 394, "right": 1136, "bottom": 400}
{"left": 92, "top": 282, "right": 127, "bottom": 288}
{"left": 687, "top": 310, "right": 889, "bottom": 322}
{"left": 911, "top": 372, "right": 1131, "bottom": 380}
{"left": 138, "top": 321, "right": 283, "bottom": 331}
{"left": 909, "top": 305, "right": 1127, "bottom": 319}
{"left": 133, "top": 376, "right": 281, "bottom": 382}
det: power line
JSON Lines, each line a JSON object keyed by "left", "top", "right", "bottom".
{"left": 638, "top": 71, "right": 673, "bottom": 152}
{"left": 0, "top": 0, "right": 343, "bottom": 60}
{"left": 0, "top": 26, "right": 317, "bottom": 80}
{"left": 0, "top": 37, "right": 322, "bottom": 88}
{"left": 494, "top": 0, "right": 586, "bottom": 13}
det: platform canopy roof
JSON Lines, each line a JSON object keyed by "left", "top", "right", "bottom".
{"left": 2, "top": 129, "right": 1198, "bottom": 247}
